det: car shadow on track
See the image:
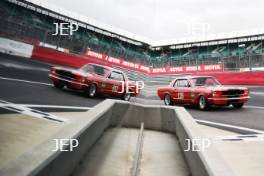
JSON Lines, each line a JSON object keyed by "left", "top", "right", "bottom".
{"left": 49, "top": 86, "right": 126, "bottom": 102}
{"left": 180, "top": 105, "right": 246, "bottom": 112}
{"left": 48, "top": 86, "right": 102, "bottom": 100}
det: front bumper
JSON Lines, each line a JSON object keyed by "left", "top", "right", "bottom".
{"left": 49, "top": 74, "right": 88, "bottom": 90}
{"left": 207, "top": 96, "right": 250, "bottom": 105}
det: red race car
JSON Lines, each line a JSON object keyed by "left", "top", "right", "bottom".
{"left": 157, "top": 76, "right": 250, "bottom": 110}
{"left": 49, "top": 63, "right": 140, "bottom": 101}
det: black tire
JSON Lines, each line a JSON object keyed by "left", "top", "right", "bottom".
{"left": 232, "top": 103, "right": 244, "bottom": 109}
{"left": 198, "top": 95, "right": 209, "bottom": 110}
{"left": 53, "top": 82, "right": 64, "bottom": 89}
{"left": 88, "top": 84, "right": 97, "bottom": 98}
{"left": 122, "top": 91, "right": 131, "bottom": 101}
{"left": 164, "top": 94, "right": 173, "bottom": 106}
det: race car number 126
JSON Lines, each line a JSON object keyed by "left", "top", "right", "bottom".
{"left": 178, "top": 92, "right": 184, "bottom": 99}
{"left": 112, "top": 85, "right": 119, "bottom": 92}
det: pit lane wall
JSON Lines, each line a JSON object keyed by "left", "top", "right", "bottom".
{"left": 0, "top": 100, "right": 235, "bottom": 176}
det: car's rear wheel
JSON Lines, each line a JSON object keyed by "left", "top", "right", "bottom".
{"left": 53, "top": 82, "right": 64, "bottom": 89}
{"left": 198, "top": 95, "right": 209, "bottom": 110}
{"left": 232, "top": 103, "right": 244, "bottom": 109}
{"left": 164, "top": 94, "right": 173, "bottom": 106}
{"left": 122, "top": 91, "right": 131, "bottom": 101}
{"left": 88, "top": 84, "right": 97, "bottom": 98}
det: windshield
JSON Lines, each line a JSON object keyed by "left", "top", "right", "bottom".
{"left": 190, "top": 77, "right": 221, "bottom": 87}
{"left": 79, "top": 64, "right": 110, "bottom": 77}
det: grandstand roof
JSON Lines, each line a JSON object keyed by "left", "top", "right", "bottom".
{"left": 15, "top": 0, "right": 264, "bottom": 48}
{"left": 152, "top": 30, "right": 264, "bottom": 47}
{"left": 21, "top": 0, "right": 151, "bottom": 46}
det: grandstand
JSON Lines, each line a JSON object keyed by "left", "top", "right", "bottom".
{"left": 152, "top": 36, "right": 264, "bottom": 70}
{"left": 1, "top": 0, "right": 264, "bottom": 71}
{"left": 0, "top": 0, "right": 151, "bottom": 65}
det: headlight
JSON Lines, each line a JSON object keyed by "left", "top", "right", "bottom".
{"left": 51, "top": 69, "right": 56, "bottom": 74}
{"left": 212, "top": 91, "right": 217, "bottom": 96}
{"left": 244, "top": 89, "right": 249, "bottom": 94}
{"left": 78, "top": 77, "right": 85, "bottom": 82}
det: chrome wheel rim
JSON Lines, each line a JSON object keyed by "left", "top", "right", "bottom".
{"left": 164, "top": 94, "right": 171, "bottom": 105}
{"left": 199, "top": 96, "right": 206, "bottom": 109}
{"left": 89, "top": 85, "right": 96, "bottom": 97}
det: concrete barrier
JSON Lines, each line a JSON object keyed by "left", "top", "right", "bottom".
{"left": 0, "top": 37, "right": 33, "bottom": 58}
{"left": 111, "top": 102, "right": 235, "bottom": 176}
{"left": 31, "top": 46, "right": 101, "bottom": 68}
{"left": 0, "top": 100, "right": 235, "bottom": 176}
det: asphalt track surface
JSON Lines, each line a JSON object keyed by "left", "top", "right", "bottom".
{"left": 1, "top": 53, "right": 264, "bottom": 131}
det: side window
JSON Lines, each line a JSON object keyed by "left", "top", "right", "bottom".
{"left": 174, "top": 79, "right": 189, "bottom": 87}
{"left": 178, "top": 80, "right": 184, "bottom": 87}
{"left": 174, "top": 80, "right": 181, "bottom": 88}
{"left": 109, "top": 72, "right": 124, "bottom": 81}
{"left": 182, "top": 80, "right": 189, "bottom": 87}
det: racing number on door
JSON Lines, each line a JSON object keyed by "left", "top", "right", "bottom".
{"left": 178, "top": 92, "right": 184, "bottom": 99}
{"left": 112, "top": 85, "right": 118, "bottom": 92}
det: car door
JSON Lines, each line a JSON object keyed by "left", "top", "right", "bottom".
{"left": 173, "top": 79, "right": 192, "bottom": 104}
{"left": 106, "top": 71, "right": 124, "bottom": 97}
{"left": 181, "top": 79, "right": 193, "bottom": 104}
{"left": 104, "top": 71, "right": 115, "bottom": 95}
{"left": 172, "top": 79, "right": 184, "bottom": 104}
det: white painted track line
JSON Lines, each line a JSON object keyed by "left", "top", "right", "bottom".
{"left": 0, "top": 76, "right": 52, "bottom": 86}
{"left": 196, "top": 119, "right": 264, "bottom": 134}
{"left": 216, "top": 134, "right": 264, "bottom": 142}
{"left": 250, "top": 91, "right": 264, "bottom": 96}
{"left": 0, "top": 62, "right": 49, "bottom": 72}
{"left": 21, "top": 104, "right": 92, "bottom": 110}
{"left": 244, "top": 105, "right": 264, "bottom": 109}
{"left": 0, "top": 100, "right": 67, "bottom": 123}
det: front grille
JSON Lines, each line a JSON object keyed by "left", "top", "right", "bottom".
{"left": 222, "top": 89, "right": 244, "bottom": 96}
{"left": 55, "top": 70, "right": 76, "bottom": 80}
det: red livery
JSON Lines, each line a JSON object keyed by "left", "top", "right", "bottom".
{"left": 157, "top": 76, "right": 250, "bottom": 110}
{"left": 49, "top": 63, "right": 139, "bottom": 101}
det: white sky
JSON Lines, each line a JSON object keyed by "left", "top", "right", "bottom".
{"left": 44, "top": 0, "right": 264, "bottom": 41}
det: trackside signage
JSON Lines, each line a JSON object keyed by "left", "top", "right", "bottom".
{"left": 140, "top": 65, "right": 151, "bottom": 72}
{"left": 86, "top": 50, "right": 107, "bottom": 60}
{"left": 152, "top": 68, "right": 167, "bottom": 73}
{"left": 107, "top": 56, "right": 121, "bottom": 64}
{"left": 204, "top": 64, "right": 221, "bottom": 70}
{"left": 122, "top": 60, "right": 136, "bottom": 68}
{"left": 83, "top": 49, "right": 223, "bottom": 75}
{"left": 152, "top": 64, "right": 222, "bottom": 75}
{"left": 84, "top": 49, "right": 152, "bottom": 74}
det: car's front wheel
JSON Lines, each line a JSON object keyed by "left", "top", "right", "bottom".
{"left": 232, "top": 103, "right": 244, "bottom": 109}
{"left": 164, "top": 94, "right": 173, "bottom": 106}
{"left": 198, "top": 95, "right": 209, "bottom": 110}
{"left": 53, "top": 82, "right": 64, "bottom": 89}
{"left": 88, "top": 84, "right": 97, "bottom": 98}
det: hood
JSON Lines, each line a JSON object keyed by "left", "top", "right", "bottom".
{"left": 53, "top": 66, "right": 75, "bottom": 72}
{"left": 53, "top": 66, "right": 92, "bottom": 77}
{"left": 205, "top": 85, "right": 247, "bottom": 91}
